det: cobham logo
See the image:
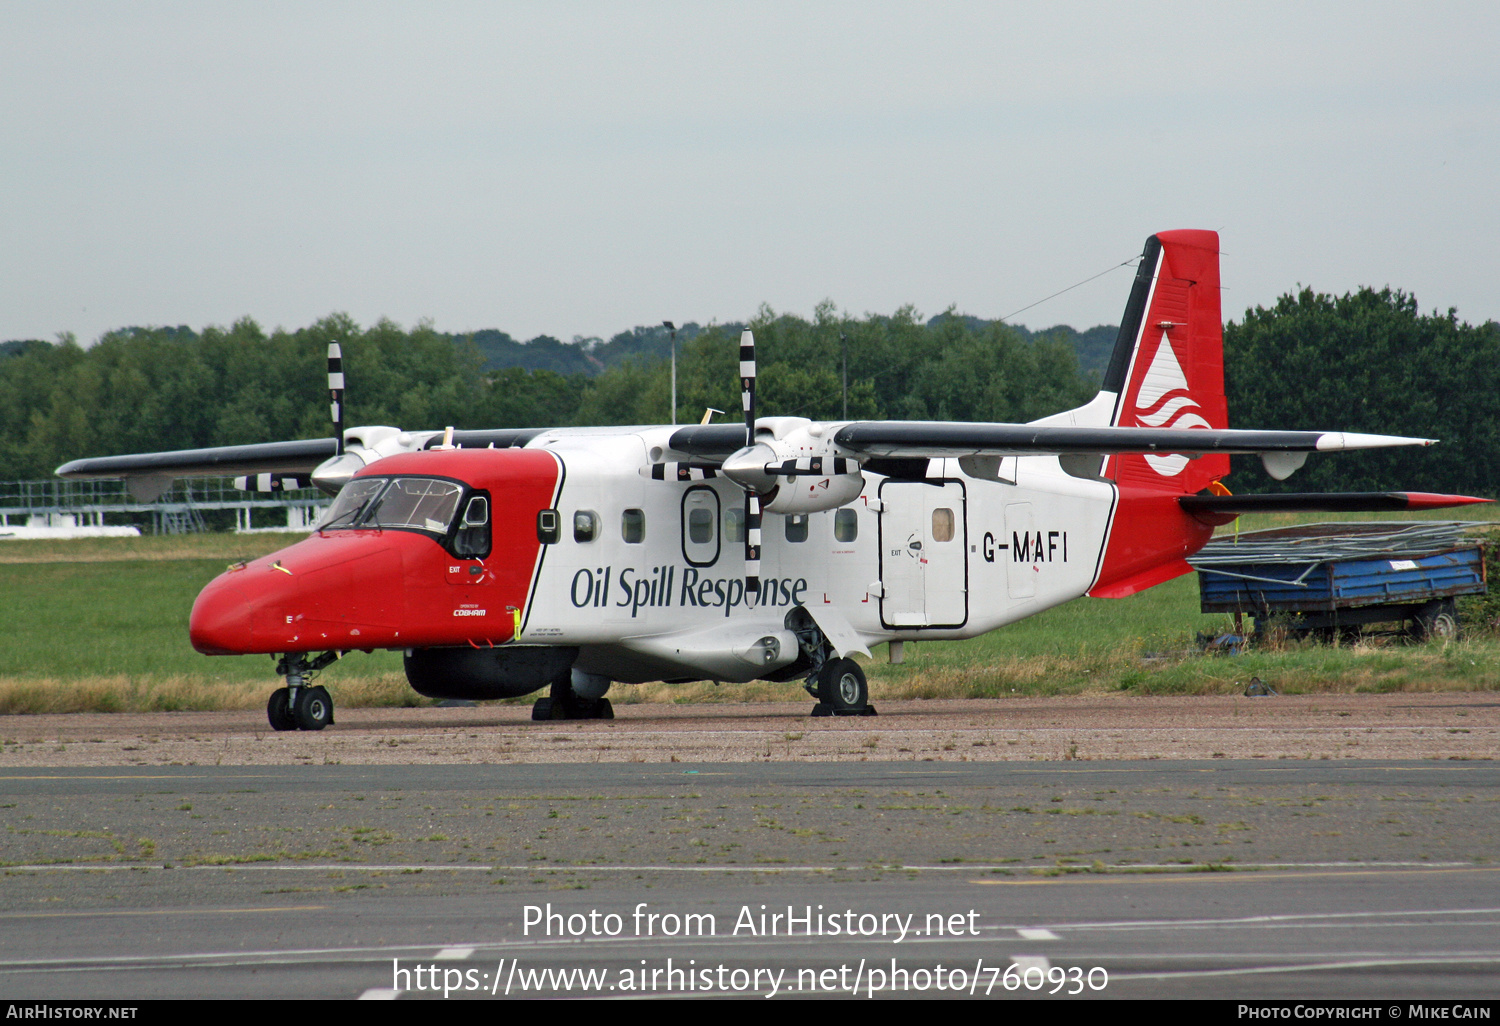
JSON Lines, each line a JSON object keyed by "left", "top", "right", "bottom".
{"left": 1132, "top": 332, "right": 1209, "bottom": 477}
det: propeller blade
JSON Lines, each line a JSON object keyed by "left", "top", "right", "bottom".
{"left": 766, "top": 457, "right": 859, "bottom": 477}
{"left": 745, "top": 491, "right": 761, "bottom": 599}
{"left": 640, "top": 462, "right": 721, "bottom": 481}
{"left": 327, "top": 343, "right": 345, "bottom": 456}
{"left": 739, "top": 329, "right": 756, "bottom": 448}
{"left": 234, "top": 473, "right": 312, "bottom": 493}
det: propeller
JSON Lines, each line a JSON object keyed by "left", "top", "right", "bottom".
{"left": 739, "top": 330, "right": 762, "bottom": 601}
{"left": 236, "top": 342, "right": 351, "bottom": 495}
{"left": 309, "top": 341, "right": 381, "bottom": 495}
{"left": 640, "top": 328, "right": 869, "bottom": 597}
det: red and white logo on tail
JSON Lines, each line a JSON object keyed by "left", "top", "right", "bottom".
{"left": 1133, "top": 333, "right": 1212, "bottom": 477}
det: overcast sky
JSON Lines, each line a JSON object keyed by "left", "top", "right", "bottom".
{"left": 3, "top": 1, "right": 1496, "bottom": 347}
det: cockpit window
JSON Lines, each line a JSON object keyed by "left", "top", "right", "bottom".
{"left": 317, "top": 476, "right": 465, "bottom": 535}
{"left": 317, "top": 477, "right": 386, "bottom": 530}
{"left": 366, "top": 478, "right": 465, "bottom": 532}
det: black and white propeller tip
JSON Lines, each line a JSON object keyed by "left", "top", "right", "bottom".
{"left": 327, "top": 342, "right": 345, "bottom": 456}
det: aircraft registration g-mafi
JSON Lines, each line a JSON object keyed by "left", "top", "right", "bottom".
{"left": 57, "top": 230, "right": 1486, "bottom": 730}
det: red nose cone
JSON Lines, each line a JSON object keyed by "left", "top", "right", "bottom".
{"left": 189, "top": 578, "right": 254, "bottom": 655}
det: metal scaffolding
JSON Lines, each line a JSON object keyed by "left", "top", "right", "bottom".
{"left": 0, "top": 478, "right": 328, "bottom": 535}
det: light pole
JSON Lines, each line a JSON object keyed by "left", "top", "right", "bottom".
{"left": 663, "top": 321, "right": 677, "bottom": 426}
{"left": 840, "top": 330, "right": 848, "bottom": 420}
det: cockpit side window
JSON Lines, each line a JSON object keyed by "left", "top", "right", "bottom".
{"left": 317, "top": 477, "right": 387, "bottom": 530}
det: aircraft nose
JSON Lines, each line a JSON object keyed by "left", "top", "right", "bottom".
{"left": 189, "top": 578, "right": 254, "bottom": 655}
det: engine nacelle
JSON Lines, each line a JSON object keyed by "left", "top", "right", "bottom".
{"left": 762, "top": 470, "right": 865, "bottom": 513}
{"left": 404, "top": 645, "right": 578, "bottom": 700}
{"left": 721, "top": 421, "right": 868, "bottom": 514}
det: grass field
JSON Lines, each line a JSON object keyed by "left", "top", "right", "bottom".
{"left": 2, "top": 511, "right": 1498, "bottom": 713}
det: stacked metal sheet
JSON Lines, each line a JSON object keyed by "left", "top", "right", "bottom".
{"left": 1190, "top": 522, "right": 1480, "bottom": 568}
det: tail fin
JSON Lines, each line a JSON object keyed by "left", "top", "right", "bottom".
{"left": 1090, "top": 230, "right": 1226, "bottom": 598}
{"left": 1101, "top": 229, "right": 1228, "bottom": 494}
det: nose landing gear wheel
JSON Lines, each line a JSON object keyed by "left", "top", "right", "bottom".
{"left": 267, "top": 688, "right": 296, "bottom": 731}
{"left": 293, "top": 685, "right": 334, "bottom": 731}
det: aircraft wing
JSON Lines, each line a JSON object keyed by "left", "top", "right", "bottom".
{"left": 828, "top": 422, "right": 1433, "bottom": 458}
{"left": 56, "top": 438, "right": 337, "bottom": 481}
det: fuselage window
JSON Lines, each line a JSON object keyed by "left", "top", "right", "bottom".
{"left": 932, "top": 508, "right": 955, "bottom": 542}
{"left": 536, "top": 509, "right": 561, "bottom": 544}
{"left": 622, "top": 508, "right": 646, "bottom": 544}
{"left": 688, "top": 507, "right": 714, "bottom": 544}
{"left": 574, "top": 510, "right": 599, "bottom": 543}
{"left": 785, "top": 514, "right": 809, "bottom": 543}
{"left": 451, "top": 493, "right": 491, "bottom": 558}
{"left": 834, "top": 508, "right": 858, "bottom": 543}
{"left": 681, "top": 486, "right": 721, "bottom": 567}
{"left": 723, "top": 507, "right": 745, "bottom": 543}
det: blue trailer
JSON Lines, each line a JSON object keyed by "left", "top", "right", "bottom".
{"left": 1189, "top": 522, "right": 1487, "bottom": 641}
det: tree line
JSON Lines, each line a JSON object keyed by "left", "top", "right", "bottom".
{"left": 3, "top": 288, "right": 1495, "bottom": 496}
{"left": 0, "top": 304, "right": 1093, "bottom": 481}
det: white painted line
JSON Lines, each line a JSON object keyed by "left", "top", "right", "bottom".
{"left": 1017, "top": 929, "right": 1060, "bottom": 941}
{"left": 2, "top": 860, "right": 1480, "bottom": 874}
{"left": 433, "top": 947, "right": 474, "bottom": 960}
{"left": 1111, "top": 955, "right": 1500, "bottom": 983}
{"left": 1031, "top": 906, "right": 1500, "bottom": 933}
{"left": 358, "top": 989, "right": 400, "bottom": 1000}
{"left": 1010, "top": 956, "right": 1050, "bottom": 973}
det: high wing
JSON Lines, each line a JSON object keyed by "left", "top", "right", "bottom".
{"left": 56, "top": 438, "right": 338, "bottom": 501}
{"left": 56, "top": 438, "right": 337, "bottom": 480}
{"left": 830, "top": 423, "right": 1430, "bottom": 459}
{"left": 666, "top": 423, "right": 1431, "bottom": 462}
{"left": 55, "top": 428, "right": 553, "bottom": 500}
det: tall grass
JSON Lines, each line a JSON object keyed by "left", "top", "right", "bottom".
{"left": 1, "top": 512, "right": 1497, "bottom": 713}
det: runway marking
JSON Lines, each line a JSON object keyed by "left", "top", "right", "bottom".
{"left": 357, "top": 989, "right": 400, "bottom": 1000}
{"left": 2, "top": 860, "right": 1485, "bottom": 876}
{"left": 0, "top": 774, "right": 276, "bottom": 780}
{"left": 970, "top": 864, "right": 1492, "bottom": 884}
{"left": 0, "top": 940, "right": 505, "bottom": 970}
{"left": 433, "top": 947, "right": 474, "bottom": 960}
{"left": 1017, "top": 929, "right": 1060, "bottom": 940}
{"left": 989, "top": 906, "right": 1500, "bottom": 935}
{"left": 1003, "top": 765, "right": 1480, "bottom": 774}
{"left": 1111, "top": 955, "right": 1500, "bottom": 983}
{"left": 1010, "top": 956, "right": 1050, "bottom": 973}
{"left": 0, "top": 905, "right": 326, "bottom": 919}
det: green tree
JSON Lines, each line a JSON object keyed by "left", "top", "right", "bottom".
{"left": 1225, "top": 288, "right": 1500, "bottom": 495}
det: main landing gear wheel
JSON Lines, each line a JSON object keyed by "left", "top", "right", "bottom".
{"left": 811, "top": 658, "right": 875, "bottom": 717}
{"left": 532, "top": 674, "right": 615, "bottom": 721}
{"left": 267, "top": 688, "right": 296, "bottom": 731}
{"left": 293, "top": 685, "right": 334, "bottom": 731}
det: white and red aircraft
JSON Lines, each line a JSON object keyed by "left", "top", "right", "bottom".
{"left": 57, "top": 230, "right": 1485, "bottom": 729}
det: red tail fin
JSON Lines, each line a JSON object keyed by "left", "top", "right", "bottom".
{"left": 1105, "top": 228, "right": 1228, "bottom": 491}
{"left": 1092, "top": 230, "right": 1226, "bottom": 597}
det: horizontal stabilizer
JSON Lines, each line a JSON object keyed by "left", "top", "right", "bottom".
{"left": 1180, "top": 491, "right": 1491, "bottom": 518}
